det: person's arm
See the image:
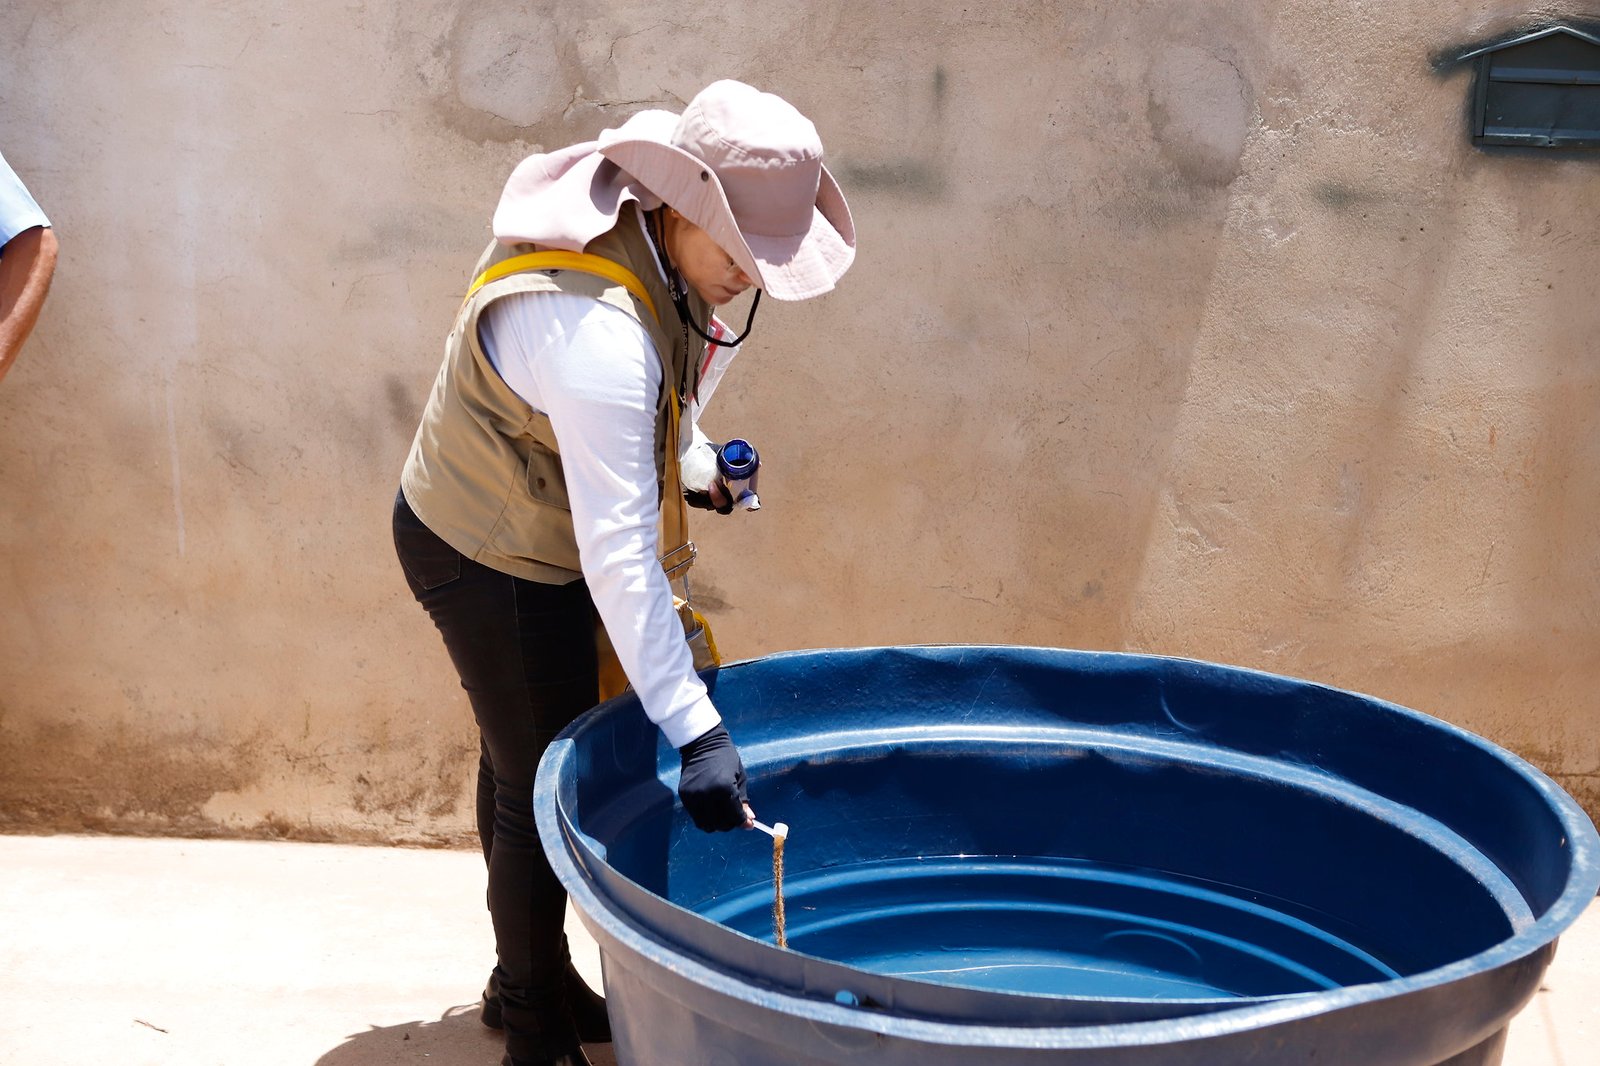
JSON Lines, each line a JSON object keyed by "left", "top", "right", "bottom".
{"left": 482, "top": 291, "right": 751, "bottom": 831}
{"left": 0, "top": 225, "right": 58, "bottom": 385}
{"left": 532, "top": 299, "right": 719, "bottom": 745}
{"left": 482, "top": 292, "right": 714, "bottom": 745}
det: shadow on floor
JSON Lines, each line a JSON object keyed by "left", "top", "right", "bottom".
{"left": 312, "top": 1004, "right": 617, "bottom": 1066}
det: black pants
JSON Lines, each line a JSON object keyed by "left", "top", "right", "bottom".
{"left": 392, "top": 489, "right": 597, "bottom": 1059}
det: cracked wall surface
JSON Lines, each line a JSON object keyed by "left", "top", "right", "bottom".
{"left": 1, "top": 0, "right": 1597, "bottom": 841}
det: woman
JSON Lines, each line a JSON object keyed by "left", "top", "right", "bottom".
{"left": 392, "top": 80, "right": 854, "bottom": 1066}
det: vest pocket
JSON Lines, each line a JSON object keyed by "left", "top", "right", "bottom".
{"left": 483, "top": 448, "right": 583, "bottom": 574}
{"left": 525, "top": 449, "right": 571, "bottom": 510}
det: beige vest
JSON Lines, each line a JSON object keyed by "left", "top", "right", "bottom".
{"left": 400, "top": 203, "right": 710, "bottom": 583}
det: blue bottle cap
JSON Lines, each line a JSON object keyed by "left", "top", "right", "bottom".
{"left": 718, "top": 438, "right": 759, "bottom": 479}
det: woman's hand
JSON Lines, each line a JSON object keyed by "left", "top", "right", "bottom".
{"left": 684, "top": 480, "right": 734, "bottom": 514}
{"left": 681, "top": 434, "right": 736, "bottom": 514}
{"left": 677, "top": 723, "right": 754, "bottom": 831}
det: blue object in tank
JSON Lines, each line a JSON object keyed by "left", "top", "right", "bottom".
{"left": 535, "top": 646, "right": 1600, "bottom": 1065}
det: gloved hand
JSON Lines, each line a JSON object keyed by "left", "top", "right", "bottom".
{"left": 677, "top": 724, "right": 750, "bottom": 832}
{"left": 681, "top": 427, "right": 736, "bottom": 515}
{"left": 684, "top": 484, "right": 735, "bottom": 514}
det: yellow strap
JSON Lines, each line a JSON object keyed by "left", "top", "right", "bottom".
{"left": 464, "top": 250, "right": 659, "bottom": 325}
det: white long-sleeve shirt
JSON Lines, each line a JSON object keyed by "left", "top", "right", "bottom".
{"left": 478, "top": 277, "right": 723, "bottom": 750}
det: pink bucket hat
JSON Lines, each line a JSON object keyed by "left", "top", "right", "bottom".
{"left": 492, "top": 80, "right": 855, "bottom": 301}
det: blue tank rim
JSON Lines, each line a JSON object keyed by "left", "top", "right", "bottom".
{"left": 534, "top": 645, "right": 1600, "bottom": 1046}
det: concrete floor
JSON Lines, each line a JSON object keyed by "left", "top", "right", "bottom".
{"left": 0, "top": 835, "right": 1594, "bottom": 1066}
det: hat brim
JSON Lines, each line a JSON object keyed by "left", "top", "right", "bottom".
{"left": 493, "top": 110, "right": 681, "bottom": 250}
{"left": 744, "top": 213, "right": 855, "bottom": 301}
{"left": 600, "top": 139, "right": 855, "bottom": 302}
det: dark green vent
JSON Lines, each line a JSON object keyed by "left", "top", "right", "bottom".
{"left": 1463, "top": 25, "right": 1600, "bottom": 147}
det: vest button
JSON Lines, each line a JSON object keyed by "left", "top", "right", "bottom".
{"left": 536, "top": 477, "right": 548, "bottom": 489}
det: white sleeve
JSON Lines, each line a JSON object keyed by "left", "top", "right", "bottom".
{"left": 479, "top": 291, "right": 721, "bottom": 749}
{"left": 680, "top": 421, "right": 722, "bottom": 494}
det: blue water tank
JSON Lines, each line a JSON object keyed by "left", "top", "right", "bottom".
{"left": 535, "top": 646, "right": 1599, "bottom": 1065}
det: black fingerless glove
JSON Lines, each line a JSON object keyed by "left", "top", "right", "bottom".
{"left": 684, "top": 488, "right": 735, "bottom": 515}
{"left": 684, "top": 488, "right": 716, "bottom": 510}
{"left": 677, "top": 724, "right": 748, "bottom": 832}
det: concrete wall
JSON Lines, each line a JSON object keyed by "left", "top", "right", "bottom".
{"left": 2, "top": 0, "right": 1596, "bottom": 843}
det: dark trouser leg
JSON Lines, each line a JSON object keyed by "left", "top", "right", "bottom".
{"left": 393, "top": 490, "right": 597, "bottom": 1060}
{"left": 478, "top": 735, "right": 496, "bottom": 859}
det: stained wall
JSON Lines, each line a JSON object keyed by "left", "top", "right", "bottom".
{"left": 2, "top": 0, "right": 1595, "bottom": 841}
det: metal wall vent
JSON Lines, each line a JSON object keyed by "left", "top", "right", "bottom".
{"left": 1461, "top": 24, "right": 1600, "bottom": 147}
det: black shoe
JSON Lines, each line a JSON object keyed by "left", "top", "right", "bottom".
{"left": 501, "top": 1051, "right": 591, "bottom": 1066}
{"left": 562, "top": 964, "right": 612, "bottom": 1044}
{"left": 480, "top": 970, "right": 504, "bottom": 1030}
{"left": 481, "top": 965, "right": 612, "bottom": 1044}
